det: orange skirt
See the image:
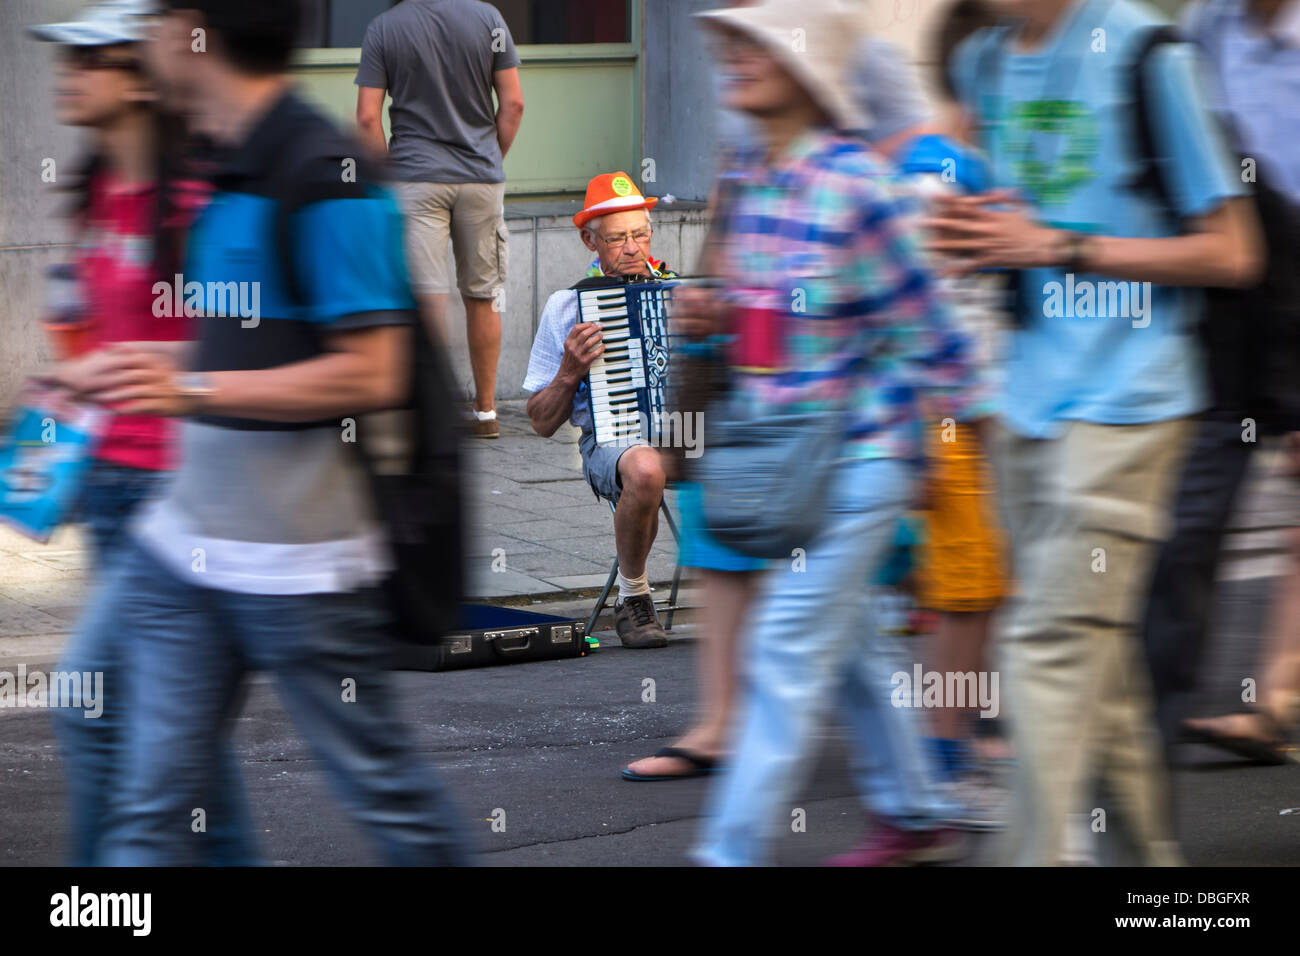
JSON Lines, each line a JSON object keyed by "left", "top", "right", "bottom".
{"left": 916, "top": 425, "right": 1010, "bottom": 613}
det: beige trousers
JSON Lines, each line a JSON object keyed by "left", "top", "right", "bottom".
{"left": 993, "top": 418, "right": 1193, "bottom": 866}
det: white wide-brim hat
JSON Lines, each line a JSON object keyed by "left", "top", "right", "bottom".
{"left": 28, "top": 0, "right": 159, "bottom": 46}
{"left": 696, "top": 0, "right": 869, "bottom": 132}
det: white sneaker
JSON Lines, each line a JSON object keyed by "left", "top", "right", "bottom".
{"left": 941, "top": 772, "right": 1009, "bottom": 832}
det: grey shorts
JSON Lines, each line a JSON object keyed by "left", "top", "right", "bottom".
{"left": 578, "top": 428, "right": 648, "bottom": 504}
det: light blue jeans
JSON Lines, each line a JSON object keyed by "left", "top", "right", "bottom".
{"left": 692, "top": 457, "right": 954, "bottom": 866}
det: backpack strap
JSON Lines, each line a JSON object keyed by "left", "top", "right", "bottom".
{"left": 264, "top": 118, "right": 376, "bottom": 310}
{"left": 1128, "top": 25, "right": 1182, "bottom": 223}
{"left": 965, "top": 24, "right": 1013, "bottom": 136}
{"left": 268, "top": 154, "right": 333, "bottom": 310}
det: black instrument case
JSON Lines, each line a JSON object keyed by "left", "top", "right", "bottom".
{"left": 395, "top": 603, "right": 589, "bottom": 672}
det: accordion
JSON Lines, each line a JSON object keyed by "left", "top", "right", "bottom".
{"left": 580, "top": 279, "right": 682, "bottom": 447}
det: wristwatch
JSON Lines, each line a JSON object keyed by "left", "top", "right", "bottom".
{"left": 1059, "top": 231, "right": 1095, "bottom": 274}
{"left": 176, "top": 372, "right": 214, "bottom": 415}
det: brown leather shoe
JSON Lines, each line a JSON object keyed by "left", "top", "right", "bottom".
{"left": 464, "top": 403, "right": 499, "bottom": 438}
{"left": 614, "top": 594, "right": 668, "bottom": 648}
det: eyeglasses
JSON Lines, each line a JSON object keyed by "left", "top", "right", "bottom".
{"left": 58, "top": 46, "right": 142, "bottom": 72}
{"left": 715, "top": 33, "right": 763, "bottom": 57}
{"left": 594, "top": 229, "right": 652, "bottom": 247}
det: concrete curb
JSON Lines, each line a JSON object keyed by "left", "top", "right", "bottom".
{"left": 0, "top": 585, "right": 703, "bottom": 673}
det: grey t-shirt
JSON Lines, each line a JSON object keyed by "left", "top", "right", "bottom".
{"left": 355, "top": 0, "right": 521, "bottom": 183}
{"left": 133, "top": 422, "right": 390, "bottom": 595}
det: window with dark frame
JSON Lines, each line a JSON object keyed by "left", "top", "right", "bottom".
{"left": 298, "top": 1, "right": 631, "bottom": 49}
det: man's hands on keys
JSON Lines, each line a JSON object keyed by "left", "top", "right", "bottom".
{"left": 558, "top": 321, "right": 604, "bottom": 386}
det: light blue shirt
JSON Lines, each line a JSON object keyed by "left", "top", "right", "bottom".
{"left": 953, "top": 0, "right": 1245, "bottom": 438}
{"left": 522, "top": 289, "right": 593, "bottom": 430}
{"left": 1181, "top": 0, "right": 1300, "bottom": 205}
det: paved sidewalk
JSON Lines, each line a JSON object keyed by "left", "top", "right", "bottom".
{"left": 0, "top": 403, "right": 1293, "bottom": 670}
{"left": 0, "top": 401, "right": 683, "bottom": 668}
{"left": 460, "top": 401, "right": 681, "bottom": 599}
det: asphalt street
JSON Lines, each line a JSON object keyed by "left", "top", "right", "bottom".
{"left": 1, "top": 577, "right": 1297, "bottom": 867}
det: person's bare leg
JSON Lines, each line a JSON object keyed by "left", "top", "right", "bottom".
{"left": 931, "top": 610, "right": 992, "bottom": 739}
{"left": 463, "top": 294, "right": 500, "bottom": 413}
{"left": 414, "top": 292, "right": 449, "bottom": 345}
{"left": 1260, "top": 528, "right": 1300, "bottom": 727}
{"left": 1185, "top": 527, "right": 1300, "bottom": 741}
{"left": 613, "top": 447, "right": 663, "bottom": 579}
{"left": 625, "top": 570, "right": 759, "bottom": 776}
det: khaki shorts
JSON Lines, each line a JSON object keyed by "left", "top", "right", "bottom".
{"left": 392, "top": 181, "right": 507, "bottom": 299}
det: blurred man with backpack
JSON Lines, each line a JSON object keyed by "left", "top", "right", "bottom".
{"left": 84, "top": 0, "right": 469, "bottom": 865}
{"left": 935, "top": 0, "right": 1264, "bottom": 864}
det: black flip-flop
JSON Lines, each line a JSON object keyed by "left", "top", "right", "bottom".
{"left": 1181, "top": 710, "right": 1289, "bottom": 766}
{"left": 621, "top": 746, "right": 722, "bottom": 782}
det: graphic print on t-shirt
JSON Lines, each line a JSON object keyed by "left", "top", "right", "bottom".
{"left": 1001, "top": 98, "right": 1099, "bottom": 207}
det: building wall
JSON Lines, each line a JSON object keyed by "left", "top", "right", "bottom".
{"left": 641, "top": 0, "right": 722, "bottom": 205}
{"left": 0, "top": 1, "right": 84, "bottom": 407}
{"left": 0, "top": 9, "right": 657, "bottom": 410}
{"left": 0, "top": 0, "right": 1192, "bottom": 410}
{"left": 295, "top": 43, "right": 641, "bottom": 197}
{"left": 640, "top": 0, "right": 945, "bottom": 204}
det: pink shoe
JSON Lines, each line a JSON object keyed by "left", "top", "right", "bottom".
{"left": 824, "top": 818, "right": 966, "bottom": 867}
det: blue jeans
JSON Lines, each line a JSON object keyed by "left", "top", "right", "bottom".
{"left": 53, "top": 562, "right": 258, "bottom": 865}
{"left": 78, "top": 460, "right": 169, "bottom": 567}
{"left": 97, "top": 539, "right": 469, "bottom": 866}
{"left": 692, "top": 457, "right": 953, "bottom": 866}
{"left": 55, "top": 460, "right": 256, "bottom": 865}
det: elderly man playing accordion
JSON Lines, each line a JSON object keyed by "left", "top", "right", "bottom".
{"left": 523, "top": 172, "right": 676, "bottom": 649}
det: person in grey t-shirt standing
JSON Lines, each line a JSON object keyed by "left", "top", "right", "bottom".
{"left": 356, "top": 0, "right": 525, "bottom": 438}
